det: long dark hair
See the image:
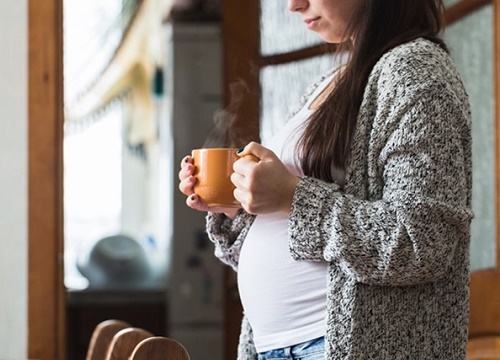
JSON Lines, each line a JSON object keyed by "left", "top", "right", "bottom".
{"left": 298, "top": 0, "right": 447, "bottom": 182}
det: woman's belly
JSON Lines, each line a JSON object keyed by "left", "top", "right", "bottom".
{"left": 237, "top": 212, "right": 328, "bottom": 351}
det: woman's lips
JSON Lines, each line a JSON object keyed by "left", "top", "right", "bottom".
{"left": 305, "top": 17, "right": 320, "bottom": 29}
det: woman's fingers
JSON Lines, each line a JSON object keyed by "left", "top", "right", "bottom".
{"left": 237, "top": 141, "right": 266, "bottom": 160}
{"left": 178, "top": 155, "right": 197, "bottom": 196}
{"left": 232, "top": 142, "right": 299, "bottom": 214}
{"left": 178, "top": 156, "right": 194, "bottom": 180}
{"left": 178, "top": 174, "right": 196, "bottom": 195}
{"left": 186, "top": 194, "right": 239, "bottom": 216}
{"left": 186, "top": 194, "right": 210, "bottom": 212}
{"left": 180, "top": 154, "right": 237, "bottom": 215}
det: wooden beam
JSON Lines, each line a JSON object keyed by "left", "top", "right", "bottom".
{"left": 221, "top": 0, "right": 261, "bottom": 147}
{"left": 220, "top": 2, "right": 260, "bottom": 358}
{"left": 445, "top": 0, "right": 491, "bottom": 25}
{"left": 469, "top": 270, "right": 500, "bottom": 337}
{"left": 259, "top": 43, "right": 337, "bottom": 67}
{"left": 28, "top": 0, "right": 65, "bottom": 358}
{"left": 468, "top": 336, "right": 500, "bottom": 359}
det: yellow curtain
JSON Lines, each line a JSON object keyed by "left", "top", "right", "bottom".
{"left": 64, "top": 0, "right": 174, "bottom": 146}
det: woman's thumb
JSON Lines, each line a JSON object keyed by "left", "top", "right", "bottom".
{"left": 237, "top": 141, "right": 262, "bottom": 161}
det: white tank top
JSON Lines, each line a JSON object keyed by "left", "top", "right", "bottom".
{"left": 237, "top": 72, "right": 344, "bottom": 352}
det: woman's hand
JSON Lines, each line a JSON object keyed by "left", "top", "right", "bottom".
{"left": 233, "top": 142, "right": 300, "bottom": 215}
{"left": 178, "top": 155, "right": 239, "bottom": 218}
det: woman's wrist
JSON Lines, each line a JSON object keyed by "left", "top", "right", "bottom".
{"left": 282, "top": 176, "right": 301, "bottom": 215}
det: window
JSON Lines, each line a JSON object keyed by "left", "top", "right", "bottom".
{"left": 63, "top": 0, "right": 169, "bottom": 290}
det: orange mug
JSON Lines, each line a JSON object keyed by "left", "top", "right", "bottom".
{"left": 191, "top": 148, "right": 257, "bottom": 208}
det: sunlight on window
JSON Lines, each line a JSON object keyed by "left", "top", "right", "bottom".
{"left": 64, "top": 113, "right": 123, "bottom": 289}
{"left": 63, "top": 0, "right": 170, "bottom": 290}
{"left": 64, "top": 0, "right": 125, "bottom": 290}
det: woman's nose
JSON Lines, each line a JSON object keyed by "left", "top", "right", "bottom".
{"left": 287, "top": 0, "right": 307, "bottom": 12}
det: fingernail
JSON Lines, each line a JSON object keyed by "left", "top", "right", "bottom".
{"left": 184, "top": 156, "right": 189, "bottom": 163}
{"left": 237, "top": 147, "right": 244, "bottom": 154}
{"left": 189, "top": 195, "right": 196, "bottom": 201}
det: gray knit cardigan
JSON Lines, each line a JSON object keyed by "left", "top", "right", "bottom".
{"left": 206, "top": 38, "right": 473, "bottom": 359}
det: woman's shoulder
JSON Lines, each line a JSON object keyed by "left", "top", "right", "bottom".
{"left": 371, "top": 38, "right": 465, "bottom": 97}
{"left": 377, "top": 38, "right": 450, "bottom": 72}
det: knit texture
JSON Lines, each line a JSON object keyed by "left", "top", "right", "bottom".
{"left": 206, "top": 38, "right": 473, "bottom": 359}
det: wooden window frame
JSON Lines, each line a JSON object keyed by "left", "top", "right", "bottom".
{"left": 28, "top": 0, "right": 65, "bottom": 358}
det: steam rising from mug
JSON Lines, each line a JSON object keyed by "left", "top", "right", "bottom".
{"left": 203, "top": 79, "right": 256, "bottom": 148}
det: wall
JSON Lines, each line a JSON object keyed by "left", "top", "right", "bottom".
{"left": 0, "top": 0, "right": 28, "bottom": 357}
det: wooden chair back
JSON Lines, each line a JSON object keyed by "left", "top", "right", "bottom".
{"left": 130, "top": 336, "right": 190, "bottom": 360}
{"left": 86, "top": 319, "right": 131, "bottom": 360}
{"left": 104, "top": 327, "right": 154, "bottom": 360}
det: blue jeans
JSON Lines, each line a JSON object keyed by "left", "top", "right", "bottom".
{"left": 258, "top": 337, "right": 325, "bottom": 360}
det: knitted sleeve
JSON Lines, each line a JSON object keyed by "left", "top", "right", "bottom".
{"left": 288, "top": 80, "right": 473, "bottom": 286}
{"left": 205, "top": 209, "right": 256, "bottom": 271}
